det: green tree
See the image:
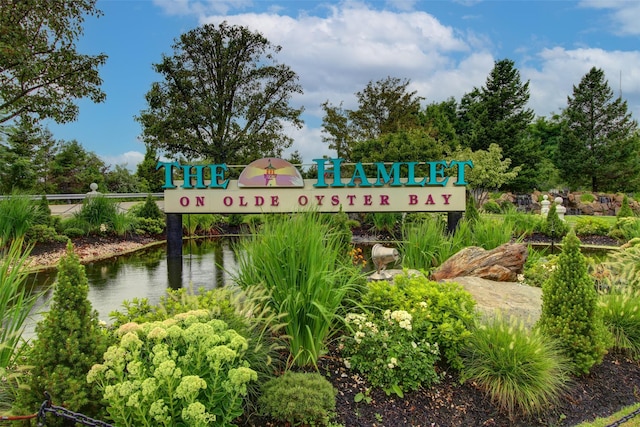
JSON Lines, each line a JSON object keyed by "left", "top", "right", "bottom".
{"left": 49, "top": 140, "right": 106, "bottom": 193}
{"left": 422, "top": 98, "right": 460, "bottom": 150}
{"left": 321, "top": 101, "right": 353, "bottom": 159}
{"left": 351, "top": 128, "right": 448, "bottom": 165}
{"left": 524, "top": 116, "right": 563, "bottom": 190}
{"left": 135, "top": 144, "right": 164, "bottom": 193}
{"left": 350, "top": 76, "right": 423, "bottom": 141}
{"left": 137, "top": 21, "right": 304, "bottom": 163}
{"left": 537, "top": 231, "right": 610, "bottom": 374}
{"left": 0, "top": 0, "right": 106, "bottom": 129}
{"left": 451, "top": 144, "right": 520, "bottom": 206}
{"left": 558, "top": 67, "right": 640, "bottom": 192}
{"left": 0, "top": 123, "right": 57, "bottom": 193}
{"left": 321, "top": 76, "right": 423, "bottom": 161}
{"left": 457, "top": 59, "right": 537, "bottom": 192}
{"left": 104, "top": 164, "right": 139, "bottom": 193}
{"left": 15, "top": 242, "right": 110, "bottom": 421}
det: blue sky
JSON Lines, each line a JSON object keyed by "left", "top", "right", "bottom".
{"left": 46, "top": 0, "right": 640, "bottom": 170}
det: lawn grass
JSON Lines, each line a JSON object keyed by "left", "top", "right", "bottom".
{"left": 574, "top": 402, "right": 640, "bottom": 426}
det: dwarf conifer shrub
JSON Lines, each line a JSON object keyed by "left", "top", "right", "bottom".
{"left": 15, "top": 242, "right": 111, "bottom": 421}
{"left": 258, "top": 371, "right": 337, "bottom": 426}
{"left": 136, "top": 193, "right": 164, "bottom": 220}
{"left": 618, "top": 195, "right": 635, "bottom": 218}
{"left": 540, "top": 203, "right": 569, "bottom": 239}
{"left": 536, "top": 231, "right": 610, "bottom": 374}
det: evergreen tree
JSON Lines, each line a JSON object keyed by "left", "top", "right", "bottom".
{"left": 537, "top": 231, "right": 610, "bottom": 374}
{"left": 16, "top": 242, "right": 110, "bottom": 421}
{"left": 0, "top": 124, "right": 57, "bottom": 194}
{"left": 617, "top": 195, "right": 634, "bottom": 218}
{"left": 457, "top": 59, "right": 538, "bottom": 192}
{"left": 558, "top": 67, "right": 640, "bottom": 192}
{"left": 541, "top": 202, "right": 569, "bottom": 240}
{"left": 135, "top": 144, "right": 165, "bottom": 193}
{"left": 48, "top": 140, "right": 107, "bottom": 193}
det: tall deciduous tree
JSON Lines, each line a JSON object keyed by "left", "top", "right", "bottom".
{"left": 558, "top": 67, "right": 640, "bottom": 192}
{"left": 137, "top": 22, "right": 304, "bottom": 164}
{"left": 321, "top": 76, "right": 423, "bottom": 161}
{"left": 351, "top": 128, "right": 448, "bottom": 165}
{"left": 457, "top": 59, "right": 537, "bottom": 192}
{"left": 350, "top": 76, "right": 423, "bottom": 141}
{"left": 321, "top": 101, "right": 353, "bottom": 160}
{"left": 0, "top": 0, "right": 106, "bottom": 129}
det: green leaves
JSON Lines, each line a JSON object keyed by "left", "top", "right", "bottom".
{"left": 0, "top": 0, "right": 106, "bottom": 127}
{"left": 136, "top": 22, "right": 303, "bottom": 163}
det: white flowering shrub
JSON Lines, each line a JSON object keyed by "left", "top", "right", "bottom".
{"left": 341, "top": 309, "right": 441, "bottom": 397}
{"left": 363, "top": 273, "right": 477, "bottom": 370}
{"left": 88, "top": 309, "right": 258, "bottom": 426}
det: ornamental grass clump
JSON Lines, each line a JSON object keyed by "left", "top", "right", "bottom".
{"left": 342, "top": 309, "right": 441, "bottom": 397}
{"left": 0, "top": 238, "right": 39, "bottom": 370}
{"left": 536, "top": 231, "right": 610, "bottom": 374}
{"left": 234, "top": 211, "right": 363, "bottom": 368}
{"left": 461, "top": 314, "right": 570, "bottom": 419}
{"left": 88, "top": 310, "right": 258, "bottom": 426}
{"left": 600, "top": 289, "right": 640, "bottom": 359}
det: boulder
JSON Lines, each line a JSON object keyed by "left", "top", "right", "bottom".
{"left": 430, "top": 243, "right": 528, "bottom": 282}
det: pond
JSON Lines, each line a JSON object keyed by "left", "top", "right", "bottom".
{"left": 24, "top": 238, "right": 241, "bottom": 338}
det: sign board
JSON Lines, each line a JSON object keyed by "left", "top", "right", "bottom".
{"left": 160, "top": 157, "right": 472, "bottom": 214}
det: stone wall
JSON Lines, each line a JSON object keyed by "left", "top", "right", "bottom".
{"left": 494, "top": 191, "right": 640, "bottom": 216}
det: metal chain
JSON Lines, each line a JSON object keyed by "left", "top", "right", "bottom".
{"left": 36, "top": 392, "right": 113, "bottom": 427}
{"left": 604, "top": 404, "right": 640, "bottom": 427}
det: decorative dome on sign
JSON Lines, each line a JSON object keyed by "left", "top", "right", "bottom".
{"left": 237, "top": 158, "right": 304, "bottom": 187}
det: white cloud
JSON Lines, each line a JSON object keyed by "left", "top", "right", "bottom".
{"left": 282, "top": 122, "right": 331, "bottom": 166}
{"left": 102, "top": 151, "right": 145, "bottom": 172}
{"left": 579, "top": 0, "right": 640, "bottom": 36}
{"left": 153, "top": 0, "right": 253, "bottom": 16}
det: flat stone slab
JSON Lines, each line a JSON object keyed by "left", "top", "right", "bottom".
{"left": 443, "top": 276, "right": 542, "bottom": 327}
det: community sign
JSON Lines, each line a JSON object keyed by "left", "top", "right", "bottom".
{"left": 160, "top": 157, "right": 473, "bottom": 214}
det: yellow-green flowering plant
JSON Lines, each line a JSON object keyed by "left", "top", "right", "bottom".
{"left": 87, "top": 309, "right": 258, "bottom": 426}
{"left": 341, "top": 309, "right": 441, "bottom": 397}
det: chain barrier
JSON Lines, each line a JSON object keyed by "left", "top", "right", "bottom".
{"left": 36, "top": 391, "right": 113, "bottom": 427}
{"left": 604, "top": 404, "right": 640, "bottom": 427}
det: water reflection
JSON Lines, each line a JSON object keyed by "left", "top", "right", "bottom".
{"left": 25, "top": 238, "right": 239, "bottom": 337}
